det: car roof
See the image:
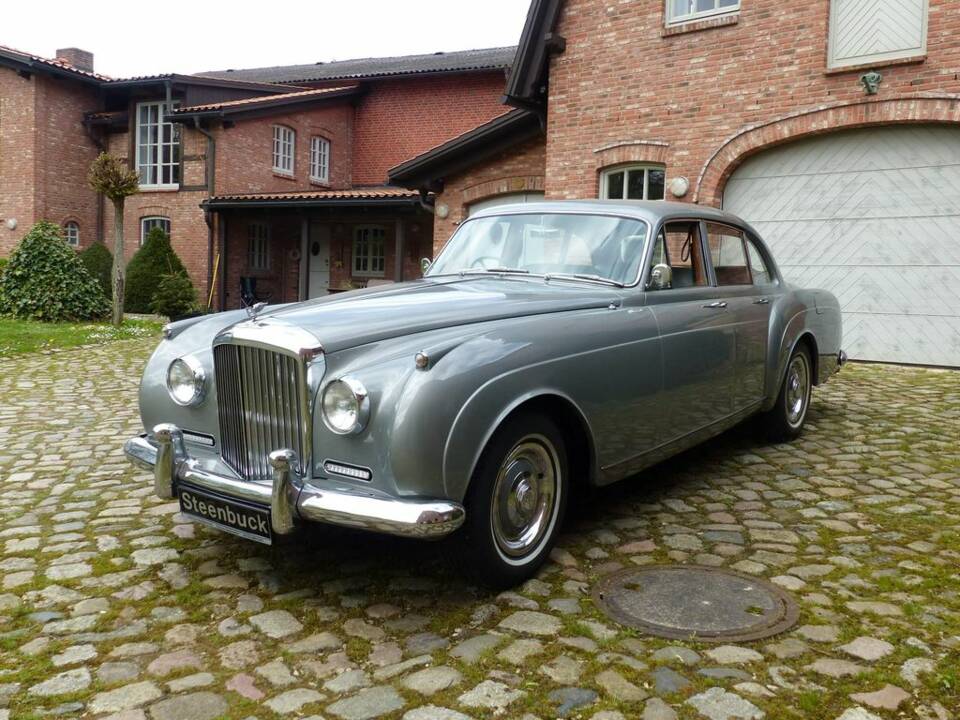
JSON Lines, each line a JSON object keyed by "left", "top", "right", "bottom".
{"left": 466, "top": 199, "right": 750, "bottom": 228}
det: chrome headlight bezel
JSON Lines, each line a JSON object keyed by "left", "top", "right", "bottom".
{"left": 321, "top": 377, "right": 370, "bottom": 435}
{"left": 166, "top": 356, "right": 207, "bottom": 407}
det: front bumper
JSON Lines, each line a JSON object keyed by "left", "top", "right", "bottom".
{"left": 124, "top": 424, "right": 465, "bottom": 540}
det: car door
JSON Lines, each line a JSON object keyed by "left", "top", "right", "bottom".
{"left": 644, "top": 220, "right": 738, "bottom": 444}
{"left": 703, "top": 223, "right": 772, "bottom": 410}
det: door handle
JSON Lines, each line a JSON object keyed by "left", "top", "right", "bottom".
{"left": 754, "top": 298, "right": 770, "bottom": 305}
{"left": 703, "top": 301, "right": 728, "bottom": 309}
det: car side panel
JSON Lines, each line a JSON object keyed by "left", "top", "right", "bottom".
{"left": 435, "top": 304, "right": 662, "bottom": 501}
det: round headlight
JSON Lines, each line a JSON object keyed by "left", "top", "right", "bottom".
{"left": 321, "top": 377, "right": 369, "bottom": 435}
{"left": 166, "top": 356, "right": 206, "bottom": 407}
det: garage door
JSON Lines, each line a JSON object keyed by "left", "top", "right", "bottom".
{"left": 468, "top": 191, "right": 545, "bottom": 216}
{"left": 724, "top": 125, "right": 960, "bottom": 367}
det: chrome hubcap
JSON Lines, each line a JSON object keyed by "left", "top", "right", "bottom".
{"left": 785, "top": 355, "right": 810, "bottom": 426}
{"left": 491, "top": 436, "right": 559, "bottom": 559}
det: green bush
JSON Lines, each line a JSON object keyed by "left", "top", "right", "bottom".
{"left": 79, "top": 242, "right": 113, "bottom": 298}
{"left": 125, "top": 226, "right": 188, "bottom": 313}
{"left": 150, "top": 272, "right": 199, "bottom": 319}
{"left": 0, "top": 221, "right": 109, "bottom": 321}
{"left": 0, "top": 257, "right": 7, "bottom": 280}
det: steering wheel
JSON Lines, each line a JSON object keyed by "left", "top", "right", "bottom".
{"left": 470, "top": 256, "right": 501, "bottom": 269}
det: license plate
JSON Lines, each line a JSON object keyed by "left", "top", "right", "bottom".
{"left": 179, "top": 485, "right": 272, "bottom": 545}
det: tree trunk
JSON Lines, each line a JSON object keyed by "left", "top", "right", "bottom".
{"left": 111, "top": 198, "right": 125, "bottom": 327}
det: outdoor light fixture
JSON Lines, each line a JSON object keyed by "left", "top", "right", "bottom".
{"left": 669, "top": 176, "right": 690, "bottom": 198}
{"left": 435, "top": 203, "right": 450, "bottom": 219}
{"left": 5, "top": 218, "right": 17, "bottom": 230}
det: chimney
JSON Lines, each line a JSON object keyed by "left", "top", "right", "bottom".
{"left": 55, "top": 48, "right": 94, "bottom": 73}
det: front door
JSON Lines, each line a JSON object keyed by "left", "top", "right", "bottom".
{"left": 308, "top": 223, "right": 331, "bottom": 298}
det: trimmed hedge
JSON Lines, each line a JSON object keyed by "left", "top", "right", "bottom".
{"left": 0, "top": 221, "right": 109, "bottom": 321}
{"left": 124, "top": 226, "right": 189, "bottom": 313}
{"left": 150, "top": 272, "right": 199, "bottom": 319}
{"left": 79, "top": 242, "right": 113, "bottom": 298}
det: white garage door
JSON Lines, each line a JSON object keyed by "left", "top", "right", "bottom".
{"left": 724, "top": 125, "right": 960, "bottom": 367}
{"left": 468, "top": 191, "right": 545, "bottom": 216}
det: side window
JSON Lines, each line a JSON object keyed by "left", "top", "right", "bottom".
{"left": 745, "top": 238, "right": 773, "bottom": 285}
{"left": 706, "top": 223, "right": 751, "bottom": 286}
{"left": 647, "top": 221, "right": 707, "bottom": 290}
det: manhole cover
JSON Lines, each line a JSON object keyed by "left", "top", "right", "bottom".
{"left": 593, "top": 565, "right": 799, "bottom": 642}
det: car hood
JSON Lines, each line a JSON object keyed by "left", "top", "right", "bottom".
{"left": 231, "top": 277, "right": 621, "bottom": 353}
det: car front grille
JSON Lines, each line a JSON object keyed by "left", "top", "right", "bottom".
{"left": 213, "top": 343, "right": 307, "bottom": 483}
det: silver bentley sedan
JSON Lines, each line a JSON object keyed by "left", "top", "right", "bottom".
{"left": 125, "top": 201, "right": 844, "bottom": 586}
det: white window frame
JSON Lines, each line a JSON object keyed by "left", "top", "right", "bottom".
{"left": 140, "top": 216, "right": 171, "bottom": 246}
{"left": 272, "top": 125, "right": 296, "bottom": 176}
{"left": 310, "top": 136, "right": 331, "bottom": 183}
{"left": 64, "top": 222, "right": 80, "bottom": 247}
{"left": 248, "top": 222, "right": 271, "bottom": 272}
{"left": 353, "top": 225, "right": 386, "bottom": 278}
{"left": 666, "top": 0, "right": 740, "bottom": 25}
{"left": 135, "top": 101, "right": 180, "bottom": 189}
{"left": 600, "top": 165, "right": 667, "bottom": 201}
{"left": 827, "top": 0, "right": 928, "bottom": 69}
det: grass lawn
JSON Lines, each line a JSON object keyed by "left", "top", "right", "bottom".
{"left": 0, "top": 318, "right": 163, "bottom": 357}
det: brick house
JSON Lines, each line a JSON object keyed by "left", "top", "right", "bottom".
{"left": 392, "top": 0, "right": 960, "bottom": 367}
{"left": 0, "top": 45, "right": 513, "bottom": 308}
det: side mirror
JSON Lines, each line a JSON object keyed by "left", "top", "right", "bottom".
{"left": 420, "top": 257, "right": 433, "bottom": 274}
{"left": 647, "top": 263, "right": 672, "bottom": 291}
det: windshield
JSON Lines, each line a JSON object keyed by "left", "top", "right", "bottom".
{"left": 427, "top": 213, "right": 649, "bottom": 286}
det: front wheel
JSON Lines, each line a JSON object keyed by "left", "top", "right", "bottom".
{"left": 461, "top": 412, "right": 568, "bottom": 589}
{"left": 765, "top": 345, "right": 813, "bottom": 442}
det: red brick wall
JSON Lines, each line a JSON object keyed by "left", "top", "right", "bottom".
{"left": 0, "top": 66, "right": 38, "bottom": 255}
{"left": 213, "top": 104, "right": 354, "bottom": 195}
{"left": 353, "top": 72, "right": 509, "bottom": 185}
{"left": 544, "top": 0, "right": 960, "bottom": 204}
{"left": 35, "top": 75, "right": 101, "bottom": 251}
{"left": 432, "top": 135, "right": 546, "bottom": 252}
{"left": 103, "top": 129, "right": 212, "bottom": 302}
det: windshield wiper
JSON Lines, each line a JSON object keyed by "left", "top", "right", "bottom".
{"left": 547, "top": 273, "right": 625, "bottom": 288}
{"left": 459, "top": 267, "right": 532, "bottom": 276}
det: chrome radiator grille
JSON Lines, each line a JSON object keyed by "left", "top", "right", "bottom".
{"left": 214, "top": 344, "right": 306, "bottom": 482}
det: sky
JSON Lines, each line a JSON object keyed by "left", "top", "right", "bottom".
{"left": 3, "top": 0, "right": 531, "bottom": 78}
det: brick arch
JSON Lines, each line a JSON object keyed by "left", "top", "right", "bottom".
{"left": 694, "top": 95, "right": 960, "bottom": 206}
{"left": 455, "top": 175, "right": 545, "bottom": 222}
{"left": 594, "top": 140, "right": 669, "bottom": 169}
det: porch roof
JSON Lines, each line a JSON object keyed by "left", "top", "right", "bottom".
{"left": 202, "top": 187, "right": 424, "bottom": 210}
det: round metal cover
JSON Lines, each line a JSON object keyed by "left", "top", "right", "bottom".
{"left": 593, "top": 565, "right": 799, "bottom": 642}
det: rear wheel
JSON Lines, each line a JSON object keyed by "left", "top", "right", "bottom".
{"left": 765, "top": 345, "right": 813, "bottom": 441}
{"left": 461, "top": 412, "right": 568, "bottom": 589}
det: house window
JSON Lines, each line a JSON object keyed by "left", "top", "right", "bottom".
{"left": 601, "top": 165, "right": 666, "bottom": 201}
{"left": 135, "top": 101, "right": 180, "bottom": 188}
{"left": 140, "top": 216, "right": 171, "bottom": 246}
{"left": 353, "top": 226, "right": 386, "bottom": 277}
{"left": 64, "top": 222, "right": 80, "bottom": 247}
{"left": 310, "top": 136, "right": 330, "bottom": 183}
{"left": 272, "top": 125, "right": 295, "bottom": 175}
{"left": 667, "top": 0, "right": 739, "bottom": 24}
{"left": 248, "top": 223, "right": 271, "bottom": 271}
{"left": 828, "top": 0, "right": 928, "bottom": 69}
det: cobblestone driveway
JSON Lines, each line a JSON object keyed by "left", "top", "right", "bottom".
{"left": 1, "top": 338, "right": 958, "bottom": 720}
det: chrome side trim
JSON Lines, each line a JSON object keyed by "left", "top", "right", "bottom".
{"left": 123, "top": 426, "right": 465, "bottom": 540}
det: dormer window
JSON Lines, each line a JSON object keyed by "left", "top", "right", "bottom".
{"left": 136, "top": 101, "right": 180, "bottom": 188}
{"left": 272, "top": 125, "right": 295, "bottom": 175}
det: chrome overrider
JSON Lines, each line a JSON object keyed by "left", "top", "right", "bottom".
{"left": 123, "top": 424, "right": 466, "bottom": 540}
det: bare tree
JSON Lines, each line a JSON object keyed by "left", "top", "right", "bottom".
{"left": 88, "top": 153, "right": 139, "bottom": 326}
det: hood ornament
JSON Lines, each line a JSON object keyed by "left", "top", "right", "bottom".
{"left": 246, "top": 301, "right": 267, "bottom": 320}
